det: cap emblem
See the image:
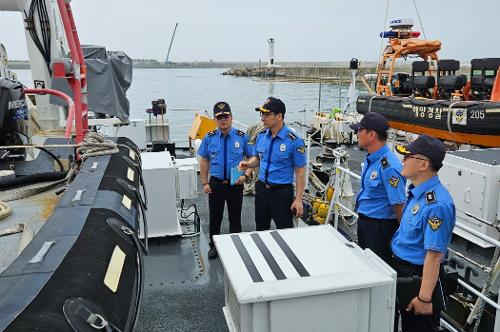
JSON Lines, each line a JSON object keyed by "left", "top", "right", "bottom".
{"left": 217, "top": 103, "right": 226, "bottom": 110}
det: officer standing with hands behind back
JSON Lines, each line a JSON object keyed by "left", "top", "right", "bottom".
{"left": 198, "top": 102, "right": 254, "bottom": 259}
{"left": 392, "top": 135, "right": 455, "bottom": 332}
{"left": 239, "top": 97, "right": 306, "bottom": 231}
{"left": 349, "top": 112, "right": 407, "bottom": 265}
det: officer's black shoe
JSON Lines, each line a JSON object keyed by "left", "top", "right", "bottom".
{"left": 208, "top": 246, "right": 218, "bottom": 260}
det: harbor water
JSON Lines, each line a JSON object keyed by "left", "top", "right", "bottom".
{"left": 14, "top": 68, "right": 360, "bottom": 144}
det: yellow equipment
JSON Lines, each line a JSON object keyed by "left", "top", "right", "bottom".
{"left": 326, "top": 187, "right": 334, "bottom": 202}
{"left": 188, "top": 113, "right": 217, "bottom": 141}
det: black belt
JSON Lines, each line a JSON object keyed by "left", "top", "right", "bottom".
{"left": 210, "top": 177, "right": 229, "bottom": 185}
{"left": 392, "top": 255, "right": 422, "bottom": 268}
{"left": 257, "top": 180, "right": 292, "bottom": 190}
{"left": 358, "top": 212, "right": 397, "bottom": 222}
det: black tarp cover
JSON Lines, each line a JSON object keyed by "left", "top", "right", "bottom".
{"left": 51, "top": 45, "right": 132, "bottom": 122}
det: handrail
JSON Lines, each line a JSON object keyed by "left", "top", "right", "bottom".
{"left": 24, "top": 88, "right": 75, "bottom": 139}
{"left": 458, "top": 279, "right": 500, "bottom": 311}
{"left": 330, "top": 160, "right": 500, "bottom": 249}
{"left": 440, "top": 318, "right": 460, "bottom": 332}
{"left": 454, "top": 222, "right": 500, "bottom": 248}
{"left": 57, "top": 0, "right": 87, "bottom": 143}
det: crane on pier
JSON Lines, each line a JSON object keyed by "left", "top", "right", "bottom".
{"left": 165, "top": 22, "right": 179, "bottom": 65}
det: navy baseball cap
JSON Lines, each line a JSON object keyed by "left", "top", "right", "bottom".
{"left": 349, "top": 112, "right": 389, "bottom": 133}
{"left": 255, "top": 97, "right": 286, "bottom": 115}
{"left": 213, "top": 102, "right": 231, "bottom": 117}
{"left": 396, "top": 135, "right": 446, "bottom": 165}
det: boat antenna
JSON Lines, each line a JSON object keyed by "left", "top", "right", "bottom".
{"left": 375, "top": 0, "right": 391, "bottom": 75}
{"left": 412, "top": 0, "right": 427, "bottom": 40}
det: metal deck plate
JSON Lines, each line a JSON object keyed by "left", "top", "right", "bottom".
{"left": 137, "top": 223, "right": 228, "bottom": 332}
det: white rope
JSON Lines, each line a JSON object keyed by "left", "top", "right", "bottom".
{"left": 76, "top": 132, "right": 119, "bottom": 160}
{"left": 412, "top": 0, "right": 427, "bottom": 40}
{"left": 0, "top": 200, "right": 12, "bottom": 220}
{"left": 375, "top": 0, "right": 391, "bottom": 75}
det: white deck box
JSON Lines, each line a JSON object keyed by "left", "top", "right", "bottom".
{"left": 140, "top": 151, "right": 181, "bottom": 237}
{"left": 441, "top": 149, "right": 500, "bottom": 247}
{"left": 214, "top": 225, "right": 396, "bottom": 332}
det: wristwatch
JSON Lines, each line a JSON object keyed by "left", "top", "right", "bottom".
{"left": 243, "top": 173, "right": 249, "bottom": 180}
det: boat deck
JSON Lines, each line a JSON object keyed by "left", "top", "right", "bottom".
{"left": 0, "top": 186, "right": 61, "bottom": 273}
{"left": 136, "top": 144, "right": 497, "bottom": 331}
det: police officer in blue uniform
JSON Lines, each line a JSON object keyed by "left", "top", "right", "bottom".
{"left": 239, "top": 97, "right": 306, "bottom": 230}
{"left": 198, "top": 102, "right": 254, "bottom": 259}
{"left": 392, "top": 135, "right": 455, "bottom": 332}
{"left": 349, "top": 112, "right": 406, "bottom": 264}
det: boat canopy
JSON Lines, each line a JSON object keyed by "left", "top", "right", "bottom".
{"left": 51, "top": 45, "right": 133, "bottom": 122}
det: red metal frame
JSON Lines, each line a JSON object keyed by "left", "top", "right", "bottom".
{"left": 24, "top": 88, "right": 75, "bottom": 139}
{"left": 56, "top": 0, "right": 88, "bottom": 143}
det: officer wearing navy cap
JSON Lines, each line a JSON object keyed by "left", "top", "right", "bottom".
{"left": 349, "top": 112, "right": 406, "bottom": 264}
{"left": 198, "top": 102, "right": 255, "bottom": 259}
{"left": 239, "top": 97, "right": 306, "bottom": 230}
{"left": 392, "top": 135, "right": 455, "bottom": 332}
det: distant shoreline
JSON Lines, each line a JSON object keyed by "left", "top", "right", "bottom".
{"left": 8, "top": 60, "right": 382, "bottom": 70}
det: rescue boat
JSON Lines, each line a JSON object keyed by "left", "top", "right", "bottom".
{"left": 356, "top": 18, "right": 500, "bottom": 147}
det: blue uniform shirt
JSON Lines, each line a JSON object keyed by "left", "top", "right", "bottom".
{"left": 356, "top": 145, "right": 407, "bottom": 219}
{"left": 197, "top": 127, "right": 255, "bottom": 180}
{"left": 255, "top": 125, "right": 306, "bottom": 184}
{"left": 391, "top": 175, "right": 456, "bottom": 265}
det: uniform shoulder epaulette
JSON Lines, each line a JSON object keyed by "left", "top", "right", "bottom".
{"left": 381, "top": 156, "right": 390, "bottom": 168}
{"left": 236, "top": 130, "right": 244, "bottom": 136}
{"left": 287, "top": 131, "right": 297, "bottom": 141}
{"left": 425, "top": 191, "right": 437, "bottom": 204}
{"left": 207, "top": 130, "right": 216, "bottom": 136}
{"left": 258, "top": 129, "right": 267, "bottom": 134}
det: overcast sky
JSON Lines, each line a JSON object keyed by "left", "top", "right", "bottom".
{"left": 1, "top": 0, "right": 498, "bottom": 62}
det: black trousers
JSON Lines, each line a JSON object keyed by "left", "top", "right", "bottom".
{"left": 255, "top": 181, "right": 294, "bottom": 231}
{"left": 208, "top": 178, "right": 243, "bottom": 246}
{"left": 357, "top": 214, "right": 398, "bottom": 265}
{"left": 393, "top": 255, "right": 445, "bottom": 332}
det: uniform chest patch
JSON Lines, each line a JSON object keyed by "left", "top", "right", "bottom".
{"left": 428, "top": 216, "right": 443, "bottom": 231}
{"left": 388, "top": 176, "right": 400, "bottom": 188}
{"left": 426, "top": 191, "right": 437, "bottom": 204}
{"left": 381, "top": 157, "right": 390, "bottom": 168}
{"left": 280, "top": 143, "right": 286, "bottom": 152}
{"left": 370, "top": 170, "right": 378, "bottom": 180}
{"left": 411, "top": 204, "right": 420, "bottom": 214}
{"left": 234, "top": 141, "right": 240, "bottom": 148}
